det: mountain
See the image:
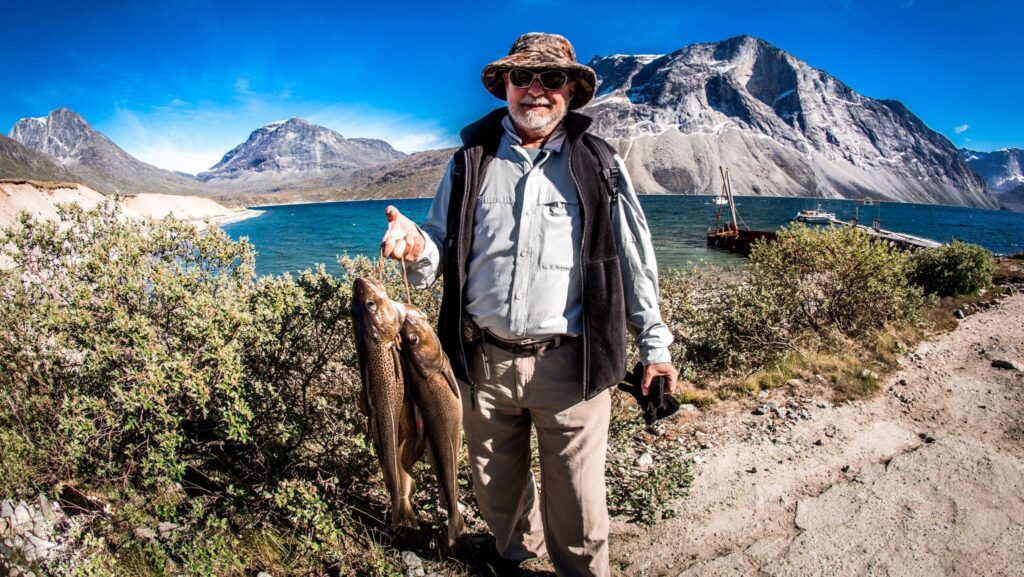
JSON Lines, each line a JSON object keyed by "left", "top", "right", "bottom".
{"left": 196, "top": 117, "right": 406, "bottom": 182}
{"left": 214, "top": 148, "right": 455, "bottom": 206}
{"left": 583, "top": 35, "right": 995, "bottom": 208}
{"left": 960, "top": 148, "right": 1024, "bottom": 211}
{"left": 9, "top": 107, "right": 211, "bottom": 195}
{"left": 0, "top": 133, "right": 81, "bottom": 182}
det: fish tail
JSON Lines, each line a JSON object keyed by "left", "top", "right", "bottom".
{"left": 447, "top": 509, "right": 465, "bottom": 548}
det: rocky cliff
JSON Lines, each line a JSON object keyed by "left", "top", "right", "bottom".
{"left": 9, "top": 108, "right": 211, "bottom": 196}
{"left": 583, "top": 36, "right": 995, "bottom": 208}
{"left": 961, "top": 148, "right": 1024, "bottom": 211}
{"left": 0, "top": 134, "right": 81, "bottom": 183}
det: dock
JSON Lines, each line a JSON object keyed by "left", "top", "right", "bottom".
{"left": 824, "top": 217, "right": 942, "bottom": 251}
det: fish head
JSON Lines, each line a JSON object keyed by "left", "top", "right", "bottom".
{"left": 399, "top": 305, "right": 444, "bottom": 371}
{"left": 352, "top": 277, "right": 405, "bottom": 343}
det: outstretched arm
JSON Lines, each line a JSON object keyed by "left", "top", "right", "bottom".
{"left": 379, "top": 159, "right": 453, "bottom": 288}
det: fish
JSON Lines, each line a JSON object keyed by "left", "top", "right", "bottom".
{"left": 398, "top": 305, "right": 465, "bottom": 547}
{"left": 351, "top": 277, "right": 424, "bottom": 531}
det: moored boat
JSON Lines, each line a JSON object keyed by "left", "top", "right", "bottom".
{"left": 793, "top": 205, "right": 836, "bottom": 224}
{"left": 706, "top": 167, "right": 777, "bottom": 255}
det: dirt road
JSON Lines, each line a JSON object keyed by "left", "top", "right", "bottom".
{"left": 612, "top": 294, "right": 1024, "bottom": 577}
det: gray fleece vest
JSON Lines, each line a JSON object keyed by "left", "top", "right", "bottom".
{"left": 438, "top": 108, "right": 627, "bottom": 401}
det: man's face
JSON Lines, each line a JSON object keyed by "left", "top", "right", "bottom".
{"left": 505, "top": 70, "right": 575, "bottom": 135}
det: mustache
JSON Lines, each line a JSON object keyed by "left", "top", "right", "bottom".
{"left": 520, "top": 96, "right": 552, "bottom": 107}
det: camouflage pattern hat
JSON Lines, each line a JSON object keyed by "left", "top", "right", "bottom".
{"left": 481, "top": 32, "right": 597, "bottom": 110}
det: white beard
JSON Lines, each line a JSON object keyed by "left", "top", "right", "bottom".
{"left": 508, "top": 95, "right": 567, "bottom": 132}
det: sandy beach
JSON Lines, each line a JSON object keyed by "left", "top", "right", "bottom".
{"left": 0, "top": 179, "right": 260, "bottom": 231}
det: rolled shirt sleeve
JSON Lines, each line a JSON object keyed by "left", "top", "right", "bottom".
{"left": 404, "top": 159, "right": 453, "bottom": 288}
{"left": 610, "top": 154, "right": 674, "bottom": 365}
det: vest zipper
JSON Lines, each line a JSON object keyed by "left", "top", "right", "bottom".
{"left": 568, "top": 142, "right": 590, "bottom": 400}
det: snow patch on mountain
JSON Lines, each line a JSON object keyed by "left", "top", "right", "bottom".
{"left": 582, "top": 35, "right": 993, "bottom": 208}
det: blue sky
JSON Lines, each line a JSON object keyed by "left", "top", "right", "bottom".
{"left": 1, "top": 0, "right": 1020, "bottom": 174}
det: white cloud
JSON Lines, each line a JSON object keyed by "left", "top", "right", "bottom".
{"left": 106, "top": 105, "right": 250, "bottom": 174}
{"left": 130, "top": 145, "right": 228, "bottom": 175}
{"left": 308, "top": 105, "right": 457, "bottom": 153}
{"left": 387, "top": 132, "right": 457, "bottom": 154}
{"left": 954, "top": 124, "right": 970, "bottom": 134}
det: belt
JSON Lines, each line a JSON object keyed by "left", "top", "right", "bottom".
{"left": 480, "top": 330, "right": 577, "bottom": 355}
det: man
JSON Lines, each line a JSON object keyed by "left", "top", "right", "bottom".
{"left": 380, "top": 32, "right": 676, "bottom": 577}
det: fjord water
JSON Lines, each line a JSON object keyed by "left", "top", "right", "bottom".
{"left": 223, "top": 196, "right": 1024, "bottom": 277}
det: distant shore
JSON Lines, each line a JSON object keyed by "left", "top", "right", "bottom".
{"left": 244, "top": 196, "right": 433, "bottom": 209}
{"left": 240, "top": 193, "right": 1020, "bottom": 213}
{"left": 0, "top": 180, "right": 261, "bottom": 231}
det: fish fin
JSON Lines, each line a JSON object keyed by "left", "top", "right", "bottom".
{"left": 358, "top": 362, "right": 376, "bottom": 413}
{"left": 393, "top": 499, "right": 418, "bottom": 530}
{"left": 447, "top": 511, "right": 465, "bottom": 548}
{"left": 441, "top": 356, "right": 461, "bottom": 400}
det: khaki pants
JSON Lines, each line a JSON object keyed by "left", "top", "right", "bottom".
{"left": 461, "top": 338, "right": 611, "bottom": 577}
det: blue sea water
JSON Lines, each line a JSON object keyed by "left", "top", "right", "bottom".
{"left": 222, "top": 196, "right": 1024, "bottom": 277}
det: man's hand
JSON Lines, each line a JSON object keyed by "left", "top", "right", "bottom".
{"left": 641, "top": 362, "right": 678, "bottom": 395}
{"left": 380, "top": 205, "right": 426, "bottom": 262}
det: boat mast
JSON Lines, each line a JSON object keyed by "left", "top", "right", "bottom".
{"left": 714, "top": 167, "right": 727, "bottom": 227}
{"left": 722, "top": 166, "right": 739, "bottom": 230}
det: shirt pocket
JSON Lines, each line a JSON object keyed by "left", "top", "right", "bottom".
{"left": 537, "top": 194, "right": 580, "bottom": 270}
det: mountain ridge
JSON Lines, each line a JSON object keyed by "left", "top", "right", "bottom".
{"left": 960, "top": 147, "right": 1024, "bottom": 211}
{"left": 196, "top": 117, "right": 405, "bottom": 182}
{"left": 0, "top": 133, "right": 82, "bottom": 183}
{"left": 9, "top": 107, "right": 212, "bottom": 196}
{"left": 583, "top": 35, "right": 995, "bottom": 208}
{"left": 3, "top": 37, "right": 1009, "bottom": 209}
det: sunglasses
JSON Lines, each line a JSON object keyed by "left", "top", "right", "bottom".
{"left": 507, "top": 68, "right": 570, "bottom": 90}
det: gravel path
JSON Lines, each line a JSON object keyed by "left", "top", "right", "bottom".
{"left": 612, "top": 294, "right": 1024, "bottom": 577}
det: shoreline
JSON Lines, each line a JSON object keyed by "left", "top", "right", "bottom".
{"left": 0, "top": 180, "right": 263, "bottom": 231}
{"left": 240, "top": 192, "right": 1017, "bottom": 214}
{"left": 244, "top": 196, "right": 434, "bottom": 209}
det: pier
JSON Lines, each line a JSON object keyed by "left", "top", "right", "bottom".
{"left": 823, "top": 217, "right": 942, "bottom": 251}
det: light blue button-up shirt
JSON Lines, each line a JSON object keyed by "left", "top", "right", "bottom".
{"left": 408, "top": 115, "right": 672, "bottom": 364}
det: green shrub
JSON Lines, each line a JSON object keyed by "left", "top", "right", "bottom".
{"left": 748, "top": 224, "right": 925, "bottom": 338}
{"left": 0, "top": 202, "right": 255, "bottom": 491}
{"left": 659, "top": 267, "right": 795, "bottom": 377}
{"left": 0, "top": 203, "right": 415, "bottom": 574}
{"left": 907, "top": 241, "right": 994, "bottom": 296}
{"left": 661, "top": 226, "right": 927, "bottom": 381}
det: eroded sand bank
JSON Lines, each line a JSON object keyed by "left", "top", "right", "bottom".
{"left": 0, "top": 179, "right": 259, "bottom": 231}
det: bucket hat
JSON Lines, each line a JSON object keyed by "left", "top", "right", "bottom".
{"left": 481, "top": 32, "right": 597, "bottom": 110}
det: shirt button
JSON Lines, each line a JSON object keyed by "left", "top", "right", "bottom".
{"left": 520, "top": 250, "right": 527, "bottom": 257}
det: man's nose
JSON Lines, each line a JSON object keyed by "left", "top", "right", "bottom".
{"left": 527, "top": 78, "right": 545, "bottom": 95}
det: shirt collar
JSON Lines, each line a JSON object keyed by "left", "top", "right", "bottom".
{"left": 502, "top": 114, "right": 567, "bottom": 153}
